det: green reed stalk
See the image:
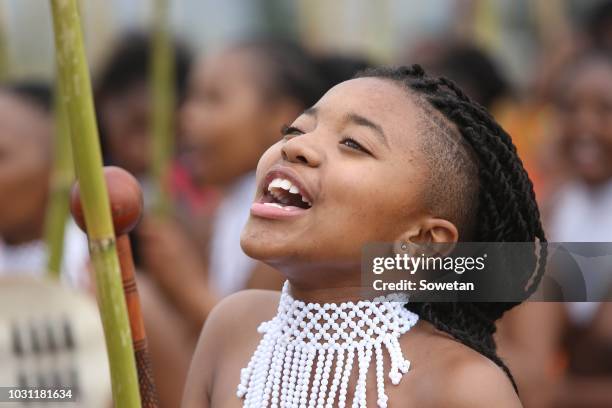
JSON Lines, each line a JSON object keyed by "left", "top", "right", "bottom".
{"left": 49, "top": 1, "right": 141, "bottom": 406}
{"left": 151, "top": 0, "right": 174, "bottom": 215}
{"left": 0, "top": 3, "right": 9, "bottom": 81}
{"left": 43, "top": 82, "right": 74, "bottom": 279}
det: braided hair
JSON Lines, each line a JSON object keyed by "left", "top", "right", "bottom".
{"left": 356, "top": 65, "right": 547, "bottom": 391}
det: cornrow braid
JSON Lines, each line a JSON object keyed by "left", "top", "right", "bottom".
{"left": 356, "top": 65, "right": 548, "bottom": 392}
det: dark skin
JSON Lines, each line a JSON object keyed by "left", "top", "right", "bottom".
{"left": 98, "top": 82, "right": 152, "bottom": 177}
{"left": 557, "top": 57, "right": 612, "bottom": 187}
{"left": 0, "top": 92, "right": 52, "bottom": 245}
{"left": 183, "top": 78, "right": 521, "bottom": 407}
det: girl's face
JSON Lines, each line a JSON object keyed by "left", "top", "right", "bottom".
{"left": 99, "top": 82, "right": 152, "bottom": 177}
{"left": 241, "top": 78, "right": 447, "bottom": 284}
{"left": 180, "top": 50, "right": 295, "bottom": 187}
{"left": 0, "top": 93, "right": 51, "bottom": 241}
{"left": 557, "top": 58, "right": 612, "bottom": 186}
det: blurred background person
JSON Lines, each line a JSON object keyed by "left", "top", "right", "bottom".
{"left": 0, "top": 82, "right": 89, "bottom": 288}
{"left": 94, "top": 32, "right": 203, "bottom": 211}
{"left": 497, "top": 11, "right": 612, "bottom": 407}
{"left": 549, "top": 51, "right": 612, "bottom": 243}
{"left": 94, "top": 32, "right": 192, "bottom": 183}
{"left": 546, "top": 49, "right": 612, "bottom": 408}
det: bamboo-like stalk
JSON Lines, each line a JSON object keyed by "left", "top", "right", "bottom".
{"left": 43, "top": 83, "right": 74, "bottom": 279}
{"left": 49, "top": 1, "right": 141, "bottom": 406}
{"left": 150, "top": 0, "right": 174, "bottom": 215}
{"left": 0, "top": 2, "right": 9, "bottom": 81}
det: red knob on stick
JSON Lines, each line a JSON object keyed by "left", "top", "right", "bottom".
{"left": 70, "top": 166, "right": 159, "bottom": 408}
{"left": 70, "top": 166, "right": 143, "bottom": 235}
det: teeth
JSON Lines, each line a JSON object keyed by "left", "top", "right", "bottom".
{"left": 280, "top": 179, "right": 291, "bottom": 190}
{"left": 268, "top": 178, "right": 283, "bottom": 190}
{"left": 267, "top": 177, "right": 294, "bottom": 192}
{"left": 266, "top": 176, "right": 312, "bottom": 207}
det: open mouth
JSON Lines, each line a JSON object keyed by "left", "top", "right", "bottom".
{"left": 251, "top": 167, "right": 315, "bottom": 220}
{"left": 261, "top": 177, "right": 312, "bottom": 210}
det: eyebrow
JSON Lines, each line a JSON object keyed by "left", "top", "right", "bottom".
{"left": 303, "top": 107, "right": 389, "bottom": 147}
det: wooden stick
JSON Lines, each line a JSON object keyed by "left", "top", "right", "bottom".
{"left": 116, "top": 234, "right": 159, "bottom": 408}
{"left": 72, "top": 167, "right": 159, "bottom": 407}
{"left": 49, "top": 1, "right": 141, "bottom": 406}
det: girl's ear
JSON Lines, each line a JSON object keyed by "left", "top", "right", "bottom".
{"left": 422, "top": 218, "right": 459, "bottom": 244}
{"left": 394, "top": 218, "right": 459, "bottom": 255}
{"left": 397, "top": 218, "right": 459, "bottom": 244}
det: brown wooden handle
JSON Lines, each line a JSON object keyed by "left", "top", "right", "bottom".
{"left": 116, "top": 235, "right": 147, "bottom": 343}
{"left": 116, "top": 234, "right": 159, "bottom": 407}
{"left": 136, "top": 347, "right": 159, "bottom": 408}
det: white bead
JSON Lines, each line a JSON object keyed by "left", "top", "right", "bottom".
{"left": 389, "top": 371, "right": 402, "bottom": 385}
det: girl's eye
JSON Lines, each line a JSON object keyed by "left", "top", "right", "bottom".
{"left": 280, "top": 124, "right": 304, "bottom": 138}
{"left": 340, "top": 137, "right": 371, "bottom": 155}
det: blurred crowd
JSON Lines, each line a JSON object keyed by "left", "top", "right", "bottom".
{"left": 1, "top": 1, "right": 612, "bottom": 407}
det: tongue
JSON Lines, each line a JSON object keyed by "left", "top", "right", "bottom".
{"left": 286, "top": 194, "right": 308, "bottom": 209}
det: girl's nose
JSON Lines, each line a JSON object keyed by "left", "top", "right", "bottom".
{"left": 280, "top": 136, "right": 322, "bottom": 167}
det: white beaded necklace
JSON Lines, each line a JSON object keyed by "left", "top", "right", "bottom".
{"left": 237, "top": 282, "right": 419, "bottom": 408}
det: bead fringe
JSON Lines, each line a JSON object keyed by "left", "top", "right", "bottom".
{"left": 237, "top": 282, "right": 418, "bottom": 408}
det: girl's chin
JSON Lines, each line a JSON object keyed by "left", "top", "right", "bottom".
{"left": 240, "top": 230, "right": 294, "bottom": 261}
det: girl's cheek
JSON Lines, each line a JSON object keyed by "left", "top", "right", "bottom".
{"left": 255, "top": 143, "right": 282, "bottom": 177}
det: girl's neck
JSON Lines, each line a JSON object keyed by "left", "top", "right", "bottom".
{"left": 287, "top": 280, "right": 366, "bottom": 304}
{"left": 3, "top": 222, "right": 44, "bottom": 246}
{"left": 3, "top": 199, "right": 48, "bottom": 246}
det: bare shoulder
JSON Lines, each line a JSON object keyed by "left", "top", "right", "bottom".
{"left": 207, "top": 289, "right": 280, "bottom": 326}
{"left": 182, "top": 290, "right": 280, "bottom": 408}
{"left": 200, "top": 289, "right": 280, "bottom": 352}
{"left": 433, "top": 345, "right": 521, "bottom": 407}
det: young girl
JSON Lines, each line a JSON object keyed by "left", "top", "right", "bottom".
{"left": 182, "top": 65, "right": 546, "bottom": 407}
{"left": 0, "top": 83, "right": 89, "bottom": 288}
